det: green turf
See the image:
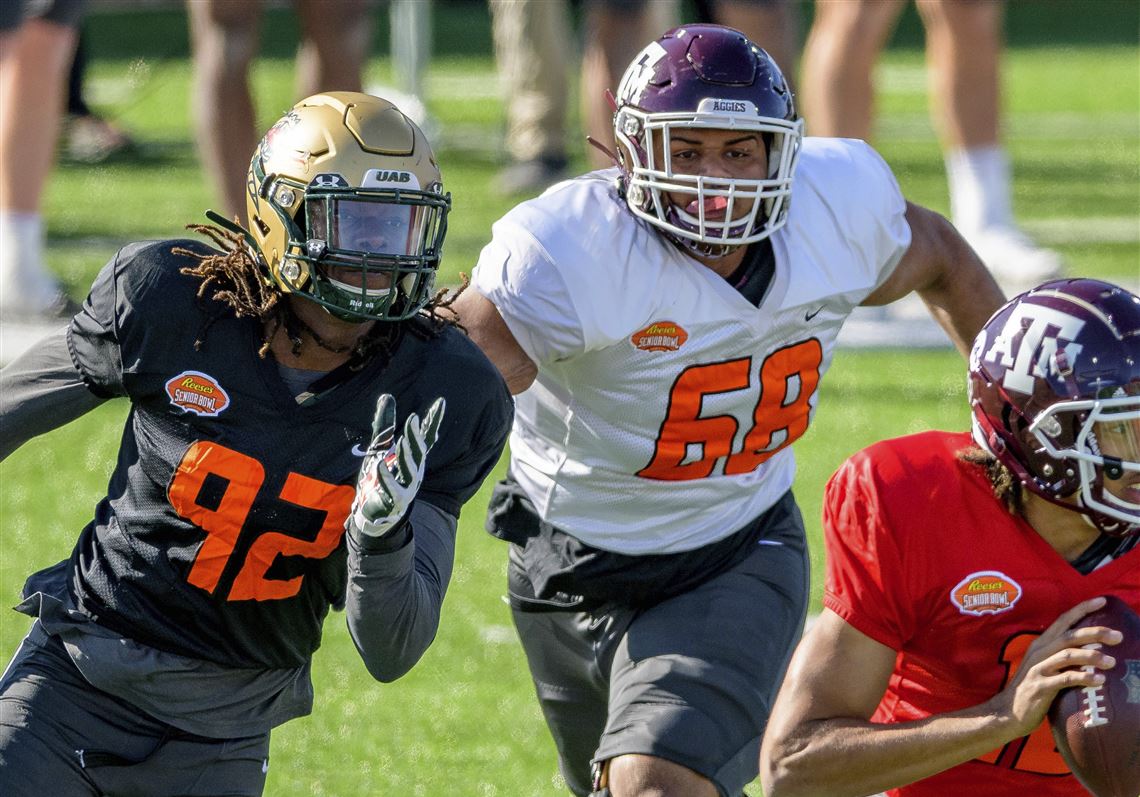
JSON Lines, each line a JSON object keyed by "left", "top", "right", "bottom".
{"left": 3, "top": 4, "right": 1138, "bottom": 794}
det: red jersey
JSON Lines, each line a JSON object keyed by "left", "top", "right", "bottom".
{"left": 823, "top": 430, "right": 1140, "bottom": 797}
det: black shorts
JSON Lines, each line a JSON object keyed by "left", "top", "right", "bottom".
{"left": 0, "top": 0, "right": 86, "bottom": 33}
{"left": 509, "top": 492, "right": 810, "bottom": 796}
{"left": 0, "top": 622, "right": 271, "bottom": 797}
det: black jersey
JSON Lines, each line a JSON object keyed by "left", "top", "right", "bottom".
{"left": 48, "top": 240, "right": 511, "bottom": 670}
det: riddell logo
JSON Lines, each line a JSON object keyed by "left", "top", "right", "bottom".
{"left": 950, "top": 571, "right": 1022, "bottom": 617}
{"left": 165, "top": 371, "right": 231, "bottom": 417}
{"left": 631, "top": 321, "right": 689, "bottom": 352}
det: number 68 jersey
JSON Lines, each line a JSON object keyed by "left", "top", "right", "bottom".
{"left": 471, "top": 137, "right": 911, "bottom": 554}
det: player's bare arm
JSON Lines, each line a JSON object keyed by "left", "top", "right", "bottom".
{"left": 449, "top": 288, "right": 537, "bottom": 394}
{"left": 760, "top": 600, "right": 1121, "bottom": 797}
{"left": 861, "top": 201, "right": 1005, "bottom": 356}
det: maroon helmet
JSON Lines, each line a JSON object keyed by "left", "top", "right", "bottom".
{"left": 612, "top": 24, "right": 803, "bottom": 258}
{"left": 969, "top": 278, "right": 1140, "bottom": 535}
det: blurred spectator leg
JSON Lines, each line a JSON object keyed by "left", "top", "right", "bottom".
{"left": 581, "top": 0, "right": 677, "bottom": 169}
{"left": 800, "top": 0, "right": 904, "bottom": 140}
{"left": 921, "top": 0, "right": 1061, "bottom": 288}
{"left": 490, "top": 0, "right": 571, "bottom": 195}
{"left": 0, "top": 17, "right": 79, "bottom": 320}
{"left": 188, "top": 0, "right": 263, "bottom": 221}
{"left": 703, "top": 0, "right": 799, "bottom": 90}
{"left": 64, "top": 29, "right": 135, "bottom": 163}
{"left": 294, "top": 0, "right": 370, "bottom": 98}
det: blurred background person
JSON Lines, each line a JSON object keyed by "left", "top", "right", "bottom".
{"left": 491, "top": 0, "right": 800, "bottom": 193}
{"left": 801, "top": 0, "right": 1063, "bottom": 293}
{"left": 188, "top": 0, "right": 374, "bottom": 221}
{"left": 63, "top": 27, "right": 135, "bottom": 164}
{"left": 489, "top": 0, "right": 572, "bottom": 195}
{"left": 0, "top": 0, "right": 86, "bottom": 323}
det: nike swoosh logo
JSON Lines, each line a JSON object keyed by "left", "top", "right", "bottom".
{"left": 804, "top": 306, "right": 824, "bottom": 322}
{"left": 351, "top": 444, "right": 368, "bottom": 457}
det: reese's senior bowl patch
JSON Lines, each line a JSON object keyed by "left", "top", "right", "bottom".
{"left": 950, "top": 571, "right": 1022, "bottom": 617}
{"left": 631, "top": 321, "right": 688, "bottom": 352}
{"left": 165, "top": 371, "right": 231, "bottom": 417}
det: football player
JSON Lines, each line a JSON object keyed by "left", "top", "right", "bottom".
{"left": 449, "top": 24, "right": 1005, "bottom": 797}
{"left": 0, "top": 92, "right": 512, "bottom": 796}
{"left": 760, "top": 279, "right": 1139, "bottom": 797}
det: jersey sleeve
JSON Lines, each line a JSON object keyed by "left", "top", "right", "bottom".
{"left": 0, "top": 326, "right": 107, "bottom": 461}
{"left": 793, "top": 138, "right": 912, "bottom": 296}
{"left": 846, "top": 140, "right": 912, "bottom": 290}
{"left": 470, "top": 217, "right": 588, "bottom": 366}
{"left": 67, "top": 241, "right": 192, "bottom": 399}
{"left": 822, "top": 451, "right": 917, "bottom": 650}
{"left": 68, "top": 250, "right": 129, "bottom": 398}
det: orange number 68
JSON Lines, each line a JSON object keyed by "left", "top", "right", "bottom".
{"left": 637, "top": 339, "right": 823, "bottom": 481}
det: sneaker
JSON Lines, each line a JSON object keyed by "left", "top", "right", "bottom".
{"left": 65, "top": 114, "right": 135, "bottom": 164}
{"left": 964, "top": 225, "right": 1064, "bottom": 294}
{"left": 493, "top": 156, "right": 569, "bottom": 197}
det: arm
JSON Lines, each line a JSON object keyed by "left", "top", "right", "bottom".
{"left": 760, "top": 600, "right": 1122, "bottom": 797}
{"left": 344, "top": 500, "right": 458, "bottom": 682}
{"left": 862, "top": 201, "right": 1005, "bottom": 356}
{"left": 0, "top": 326, "right": 108, "bottom": 461}
{"left": 449, "top": 287, "right": 537, "bottom": 395}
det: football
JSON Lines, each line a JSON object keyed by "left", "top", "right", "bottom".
{"left": 1048, "top": 594, "right": 1140, "bottom": 797}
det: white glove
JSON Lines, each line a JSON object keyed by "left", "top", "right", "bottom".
{"left": 351, "top": 394, "right": 446, "bottom": 538}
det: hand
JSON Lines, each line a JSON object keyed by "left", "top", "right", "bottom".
{"left": 351, "top": 394, "right": 446, "bottom": 538}
{"left": 989, "top": 596, "right": 1122, "bottom": 737}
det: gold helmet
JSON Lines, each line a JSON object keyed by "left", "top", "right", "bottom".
{"left": 246, "top": 92, "right": 450, "bottom": 322}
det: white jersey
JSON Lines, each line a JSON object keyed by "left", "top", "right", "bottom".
{"left": 472, "top": 137, "right": 911, "bottom": 554}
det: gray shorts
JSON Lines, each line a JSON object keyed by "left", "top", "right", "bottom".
{"left": 510, "top": 496, "right": 810, "bottom": 797}
{"left": 0, "top": 622, "right": 271, "bottom": 797}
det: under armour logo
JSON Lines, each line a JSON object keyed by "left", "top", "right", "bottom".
{"left": 983, "top": 304, "right": 1085, "bottom": 395}
{"left": 311, "top": 173, "right": 348, "bottom": 188}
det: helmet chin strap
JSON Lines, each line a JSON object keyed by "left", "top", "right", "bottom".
{"left": 204, "top": 209, "right": 261, "bottom": 252}
{"left": 588, "top": 136, "right": 621, "bottom": 168}
{"left": 657, "top": 221, "right": 738, "bottom": 260}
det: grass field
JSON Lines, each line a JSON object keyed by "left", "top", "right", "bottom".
{"left": 1, "top": 2, "right": 1137, "bottom": 794}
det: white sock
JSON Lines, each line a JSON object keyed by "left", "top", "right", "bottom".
{"left": 944, "top": 145, "right": 1013, "bottom": 235}
{"left": 0, "top": 211, "right": 58, "bottom": 310}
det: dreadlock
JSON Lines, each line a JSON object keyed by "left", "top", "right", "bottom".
{"left": 958, "top": 445, "right": 1025, "bottom": 517}
{"left": 174, "top": 223, "right": 284, "bottom": 358}
{"left": 173, "top": 222, "right": 465, "bottom": 365}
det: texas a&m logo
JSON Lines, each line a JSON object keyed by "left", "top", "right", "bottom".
{"left": 979, "top": 304, "right": 1085, "bottom": 395}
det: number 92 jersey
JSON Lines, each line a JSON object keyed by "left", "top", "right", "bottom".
{"left": 46, "top": 239, "right": 511, "bottom": 670}
{"left": 471, "top": 138, "right": 911, "bottom": 555}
